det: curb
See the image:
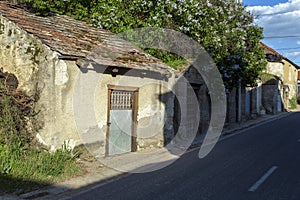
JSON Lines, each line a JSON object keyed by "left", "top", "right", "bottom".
{"left": 19, "top": 168, "right": 126, "bottom": 200}
{"left": 0, "top": 194, "right": 20, "bottom": 200}
{"left": 222, "top": 111, "right": 292, "bottom": 136}
{"left": 188, "top": 111, "right": 293, "bottom": 150}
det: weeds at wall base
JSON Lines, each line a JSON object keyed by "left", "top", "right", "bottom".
{"left": 289, "top": 97, "right": 298, "bottom": 109}
{"left": 0, "top": 141, "right": 82, "bottom": 194}
{"left": 0, "top": 71, "right": 82, "bottom": 194}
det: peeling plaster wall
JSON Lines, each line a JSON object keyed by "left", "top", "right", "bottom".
{"left": 0, "top": 15, "right": 80, "bottom": 150}
{"left": 0, "top": 15, "right": 175, "bottom": 154}
{"left": 92, "top": 74, "right": 175, "bottom": 155}
{"left": 0, "top": 16, "right": 48, "bottom": 96}
{"left": 265, "top": 60, "right": 298, "bottom": 108}
{"left": 283, "top": 60, "right": 298, "bottom": 100}
{"left": 264, "top": 62, "right": 287, "bottom": 110}
{"left": 265, "top": 62, "right": 284, "bottom": 81}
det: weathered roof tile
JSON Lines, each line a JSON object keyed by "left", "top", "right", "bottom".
{"left": 0, "top": 2, "right": 173, "bottom": 75}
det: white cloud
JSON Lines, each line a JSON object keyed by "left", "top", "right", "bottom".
{"left": 247, "top": 0, "right": 300, "bottom": 37}
{"left": 283, "top": 51, "right": 300, "bottom": 57}
{"left": 247, "top": 0, "right": 300, "bottom": 61}
{"left": 247, "top": 0, "right": 300, "bottom": 16}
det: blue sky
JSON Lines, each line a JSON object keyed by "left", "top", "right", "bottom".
{"left": 243, "top": 0, "right": 289, "bottom": 6}
{"left": 243, "top": 0, "right": 300, "bottom": 65}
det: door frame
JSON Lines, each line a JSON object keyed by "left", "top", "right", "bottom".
{"left": 106, "top": 85, "right": 139, "bottom": 156}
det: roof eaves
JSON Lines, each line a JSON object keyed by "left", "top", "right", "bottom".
{"left": 260, "top": 41, "right": 283, "bottom": 58}
{"left": 282, "top": 57, "right": 300, "bottom": 69}
{"left": 0, "top": 2, "right": 174, "bottom": 76}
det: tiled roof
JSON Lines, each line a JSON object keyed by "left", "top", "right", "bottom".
{"left": 0, "top": 2, "right": 173, "bottom": 75}
{"left": 260, "top": 42, "right": 300, "bottom": 69}
{"left": 260, "top": 42, "right": 282, "bottom": 57}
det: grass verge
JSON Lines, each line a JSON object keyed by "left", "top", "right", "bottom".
{"left": 0, "top": 143, "right": 82, "bottom": 194}
{"left": 0, "top": 80, "right": 82, "bottom": 194}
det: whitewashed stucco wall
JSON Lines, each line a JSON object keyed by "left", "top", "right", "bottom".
{"left": 0, "top": 15, "right": 175, "bottom": 154}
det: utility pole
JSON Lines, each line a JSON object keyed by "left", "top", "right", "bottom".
{"left": 237, "top": 0, "right": 242, "bottom": 3}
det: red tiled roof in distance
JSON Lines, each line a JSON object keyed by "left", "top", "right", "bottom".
{"left": 259, "top": 42, "right": 282, "bottom": 57}
{"left": 260, "top": 42, "right": 300, "bottom": 69}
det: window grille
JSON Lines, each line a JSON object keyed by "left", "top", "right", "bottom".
{"left": 110, "top": 90, "right": 134, "bottom": 110}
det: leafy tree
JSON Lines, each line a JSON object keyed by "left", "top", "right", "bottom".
{"left": 13, "top": 0, "right": 266, "bottom": 88}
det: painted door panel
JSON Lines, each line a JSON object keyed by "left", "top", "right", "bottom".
{"left": 108, "top": 110, "right": 132, "bottom": 155}
{"left": 107, "top": 88, "right": 137, "bottom": 156}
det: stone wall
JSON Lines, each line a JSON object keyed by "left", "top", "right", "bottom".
{"left": 0, "top": 16, "right": 51, "bottom": 96}
{"left": 262, "top": 83, "right": 278, "bottom": 114}
{"left": 265, "top": 62, "right": 284, "bottom": 81}
{"left": 226, "top": 88, "right": 237, "bottom": 123}
{"left": 0, "top": 15, "right": 175, "bottom": 154}
{"left": 0, "top": 15, "right": 81, "bottom": 150}
{"left": 283, "top": 59, "right": 298, "bottom": 100}
{"left": 174, "top": 66, "right": 210, "bottom": 138}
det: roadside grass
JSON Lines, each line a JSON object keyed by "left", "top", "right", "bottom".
{"left": 290, "top": 97, "right": 298, "bottom": 109}
{"left": 0, "top": 85, "right": 82, "bottom": 194}
{"left": 0, "top": 142, "right": 82, "bottom": 194}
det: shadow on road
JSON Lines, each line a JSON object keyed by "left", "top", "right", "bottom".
{"left": 0, "top": 174, "right": 51, "bottom": 198}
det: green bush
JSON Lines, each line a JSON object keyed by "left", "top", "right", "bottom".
{"left": 289, "top": 97, "right": 298, "bottom": 109}
{"left": 144, "top": 49, "right": 188, "bottom": 69}
{"left": 14, "top": 0, "right": 266, "bottom": 88}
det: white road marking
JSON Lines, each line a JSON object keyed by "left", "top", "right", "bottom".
{"left": 248, "top": 166, "right": 278, "bottom": 192}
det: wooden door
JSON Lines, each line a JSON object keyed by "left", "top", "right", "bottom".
{"left": 107, "top": 86, "right": 138, "bottom": 156}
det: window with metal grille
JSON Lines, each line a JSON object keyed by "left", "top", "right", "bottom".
{"left": 110, "top": 90, "right": 134, "bottom": 110}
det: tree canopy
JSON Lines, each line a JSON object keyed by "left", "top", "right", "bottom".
{"left": 14, "top": 0, "right": 266, "bottom": 88}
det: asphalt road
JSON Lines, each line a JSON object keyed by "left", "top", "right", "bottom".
{"left": 66, "top": 112, "right": 300, "bottom": 200}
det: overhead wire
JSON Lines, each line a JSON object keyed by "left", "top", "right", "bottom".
{"left": 276, "top": 47, "right": 300, "bottom": 50}
{"left": 264, "top": 35, "right": 300, "bottom": 39}
{"left": 252, "top": 10, "right": 300, "bottom": 16}
{"left": 245, "top": 7, "right": 300, "bottom": 62}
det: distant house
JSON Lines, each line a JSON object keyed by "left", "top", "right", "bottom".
{"left": 260, "top": 42, "right": 299, "bottom": 112}
{"left": 282, "top": 57, "right": 299, "bottom": 100}
{"left": 0, "top": 3, "right": 176, "bottom": 156}
{"left": 298, "top": 70, "right": 300, "bottom": 95}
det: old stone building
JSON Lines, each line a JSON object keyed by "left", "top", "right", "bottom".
{"left": 0, "top": 3, "right": 177, "bottom": 156}
{"left": 282, "top": 57, "right": 299, "bottom": 101}
{"left": 261, "top": 42, "right": 299, "bottom": 111}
